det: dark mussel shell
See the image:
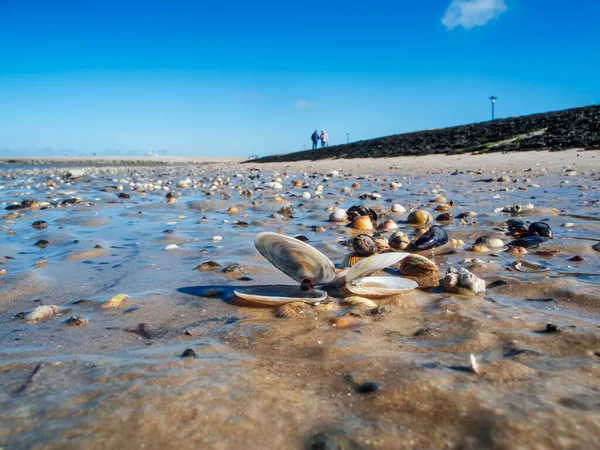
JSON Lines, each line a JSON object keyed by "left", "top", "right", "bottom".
{"left": 528, "top": 222, "right": 553, "bottom": 238}
{"left": 436, "top": 212, "right": 453, "bottom": 222}
{"left": 352, "top": 234, "right": 378, "bottom": 256}
{"left": 508, "top": 236, "right": 547, "bottom": 248}
{"left": 347, "top": 205, "right": 378, "bottom": 222}
{"left": 414, "top": 225, "right": 448, "bottom": 251}
{"left": 506, "top": 219, "right": 528, "bottom": 233}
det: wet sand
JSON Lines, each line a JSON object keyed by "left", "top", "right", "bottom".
{"left": 1, "top": 149, "right": 599, "bottom": 449}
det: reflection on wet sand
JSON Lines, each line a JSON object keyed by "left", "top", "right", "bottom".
{"left": 0, "top": 152, "right": 599, "bottom": 449}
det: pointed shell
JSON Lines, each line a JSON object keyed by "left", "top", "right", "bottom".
{"left": 349, "top": 215, "right": 373, "bottom": 231}
{"left": 407, "top": 210, "right": 432, "bottom": 225}
{"left": 234, "top": 285, "right": 327, "bottom": 305}
{"left": 254, "top": 232, "right": 335, "bottom": 285}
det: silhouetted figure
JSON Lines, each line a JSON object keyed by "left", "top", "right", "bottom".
{"left": 311, "top": 130, "right": 319, "bottom": 149}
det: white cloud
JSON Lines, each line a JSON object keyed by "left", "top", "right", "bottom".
{"left": 295, "top": 100, "right": 314, "bottom": 108}
{"left": 442, "top": 0, "right": 507, "bottom": 30}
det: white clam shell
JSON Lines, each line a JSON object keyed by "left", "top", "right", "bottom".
{"left": 346, "top": 276, "right": 418, "bottom": 297}
{"left": 345, "top": 252, "right": 410, "bottom": 282}
{"left": 255, "top": 232, "right": 335, "bottom": 285}
{"left": 233, "top": 286, "right": 327, "bottom": 305}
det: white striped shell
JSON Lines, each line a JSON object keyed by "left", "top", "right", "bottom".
{"left": 329, "top": 208, "right": 348, "bottom": 222}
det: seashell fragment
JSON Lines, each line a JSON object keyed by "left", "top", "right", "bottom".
{"left": 407, "top": 210, "right": 432, "bottom": 225}
{"left": 399, "top": 254, "right": 439, "bottom": 276}
{"left": 313, "top": 302, "right": 341, "bottom": 314}
{"left": 164, "top": 244, "right": 179, "bottom": 250}
{"left": 102, "top": 294, "right": 129, "bottom": 309}
{"left": 343, "top": 296, "right": 378, "bottom": 310}
{"left": 27, "top": 305, "right": 61, "bottom": 323}
{"left": 66, "top": 316, "right": 89, "bottom": 326}
{"left": 470, "top": 354, "right": 480, "bottom": 375}
{"left": 474, "top": 236, "right": 505, "bottom": 248}
{"left": 330, "top": 313, "right": 360, "bottom": 329}
{"left": 512, "top": 260, "right": 549, "bottom": 273}
{"left": 443, "top": 267, "right": 485, "bottom": 294}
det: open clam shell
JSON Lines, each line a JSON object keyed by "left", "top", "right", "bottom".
{"left": 254, "top": 232, "right": 335, "bottom": 285}
{"left": 346, "top": 276, "right": 418, "bottom": 298}
{"left": 233, "top": 286, "right": 327, "bottom": 305}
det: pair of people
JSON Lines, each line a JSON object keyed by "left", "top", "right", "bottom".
{"left": 311, "top": 130, "right": 328, "bottom": 149}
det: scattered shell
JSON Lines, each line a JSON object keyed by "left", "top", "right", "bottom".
{"left": 593, "top": 242, "right": 600, "bottom": 252}
{"left": 443, "top": 267, "right": 485, "bottom": 294}
{"left": 228, "top": 206, "right": 242, "bottom": 214}
{"left": 212, "top": 236, "right": 223, "bottom": 242}
{"left": 450, "top": 239, "right": 465, "bottom": 247}
{"left": 348, "top": 215, "right": 373, "bottom": 231}
{"left": 389, "top": 231, "right": 410, "bottom": 251}
{"left": 469, "top": 244, "right": 490, "bottom": 253}
{"left": 279, "top": 204, "right": 294, "bottom": 216}
{"left": 34, "top": 260, "right": 47, "bottom": 269}
{"left": 374, "top": 238, "right": 389, "bottom": 252}
{"left": 508, "top": 246, "right": 528, "bottom": 257}
{"left": 343, "top": 296, "right": 378, "bottom": 310}
{"left": 435, "top": 212, "right": 453, "bottom": 222}
{"left": 474, "top": 236, "right": 505, "bottom": 248}
{"left": 512, "top": 260, "right": 550, "bottom": 273}
{"left": 414, "top": 225, "right": 448, "bottom": 250}
{"left": 502, "top": 203, "right": 535, "bottom": 214}
{"left": 32, "top": 220, "right": 47, "bottom": 230}
{"left": 434, "top": 204, "right": 453, "bottom": 212}
{"left": 313, "top": 302, "right": 341, "bottom": 314}
{"left": 329, "top": 208, "right": 348, "bottom": 222}
{"left": 352, "top": 234, "right": 378, "bottom": 256}
{"left": 66, "top": 316, "right": 89, "bottom": 326}
{"left": 508, "top": 236, "right": 546, "bottom": 248}
{"left": 343, "top": 253, "right": 365, "bottom": 267}
{"left": 470, "top": 354, "right": 480, "bottom": 375}
{"left": 391, "top": 204, "right": 406, "bottom": 213}
{"left": 195, "top": 261, "right": 222, "bottom": 271}
{"left": 399, "top": 254, "right": 439, "bottom": 276}
{"left": 27, "top": 305, "right": 61, "bottom": 323}
{"left": 347, "top": 205, "right": 377, "bottom": 222}
{"left": 330, "top": 314, "right": 360, "bottom": 329}
{"left": 164, "top": 244, "right": 179, "bottom": 250}
{"left": 528, "top": 222, "right": 553, "bottom": 238}
{"left": 102, "top": 294, "right": 129, "bottom": 309}
{"left": 377, "top": 220, "right": 399, "bottom": 232}
{"left": 223, "top": 263, "right": 244, "bottom": 273}
{"left": 35, "top": 240, "right": 50, "bottom": 249}
{"left": 275, "top": 302, "right": 313, "bottom": 318}
{"left": 407, "top": 210, "right": 432, "bottom": 225}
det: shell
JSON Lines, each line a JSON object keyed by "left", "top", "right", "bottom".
{"left": 343, "top": 296, "right": 378, "bottom": 309}
{"left": 345, "top": 252, "right": 410, "bottom": 282}
{"left": 347, "top": 205, "right": 377, "bottom": 222}
{"left": 234, "top": 286, "right": 327, "bottom": 305}
{"left": 414, "top": 226, "right": 448, "bottom": 250}
{"left": 508, "top": 236, "right": 546, "bottom": 248}
{"left": 443, "top": 267, "right": 485, "bottom": 294}
{"left": 279, "top": 204, "right": 294, "bottom": 216}
{"left": 435, "top": 204, "right": 453, "bottom": 212}
{"left": 474, "top": 236, "right": 505, "bottom": 248}
{"left": 346, "top": 276, "right": 418, "bottom": 298}
{"left": 329, "top": 208, "right": 348, "bottom": 222}
{"left": 391, "top": 204, "right": 406, "bottom": 213}
{"left": 254, "top": 232, "right": 335, "bottom": 286}
{"left": 352, "top": 234, "right": 378, "bottom": 256}
{"left": 313, "top": 302, "right": 341, "bottom": 314}
{"left": 343, "top": 253, "right": 365, "bottom": 267}
{"left": 227, "top": 206, "right": 242, "bottom": 214}
{"left": 528, "top": 222, "right": 553, "bottom": 238}
{"left": 348, "top": 215, "right": 373, "bottom": 231}
{"left": 435, "top": 212, "right": 453, "bottom": 222}
{"left": 389, "top": 232, "right": 410, "bottom": 251}
{"left": 377, "top": 220, "right": 399, "bottom": 232}
{"left": 330, "top": 314, "right": 360, "bottom": 329}
{"left": 27, "top": 305, "right": 61, "bottom": 323}
{"left": 450, "top": 239, "right": 465, "bottom": 247}
{"left": 399, "top": 254, "right": 439, "bottom": 276}
{"left": 469, "top": 244, "right": 490, "bottom": 253}
{"left": 407, "top": 210, "right": 432, "bottom": 225}
{"left": 512, "top": 260, "right": 550, "bottom": 273}
{"left": 275, "top": 301, "right": 313, "bottom": 318}
{"left": 374, "top": 238, "right": 390, "bottom": 252}
{"left": 102, "top": 294, "right": 129, "bottom": 308}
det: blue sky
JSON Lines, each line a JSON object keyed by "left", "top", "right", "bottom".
{"left": 0, "top": 0, "right": 599, "bottom": 157}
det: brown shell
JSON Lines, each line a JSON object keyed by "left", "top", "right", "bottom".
{"left": 399, "top": 254, "right": 439, "bottom": 276}
{"left": 435, "top": 212, "right": 453, "bottom": 222}
{"left": 407, "top": 210, "right": 432, "bottom": 225}
{"left": 389, "top": 232, "right": 410, "bottom": 250}
{"left": 275, "top": 302, "right": 313, "bottom": 318}
{"left": 343, "top": 253, "right": 365, "bottom": 267}
{"left": 352, "top": 234, "right": 378, "bottom": 256}
{"left": 330, "top": 313, "right": 360, "bottom": 329}
{"left": 377, "top": 220, "right": 399, "bottom": 231}
{"left": 435, "top": 204, "right": 453, "bottom": 212}
{"left": 349, "top": 215, "right": 373, "bottom": 231}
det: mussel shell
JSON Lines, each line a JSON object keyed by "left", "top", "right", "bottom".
{"left": 594, "top": 242, "right": 600, "bottom": 252}
{"left": 352, "top": 234, "right": 377, "bottom": 256}
{"left": 234, "top": 286, "right": 327, "bottom": 305}
{"left": 508, "top": 236, "right": 546, "bottom": 248}
{"left": 528, "top": 222, "right": 553, "bottom": 238}
{"left": 346, "top": 276, "right": 418, "bottom": 297}
{"left": 254, "top": 232, "right": 335, "bottom": 285}
{"left": 414, "top": 225, "right": 448, "bottom": 250}
{"left": 435, "top": 212, "right": 453, "bottom": 222}
{"left": 507, "top": 219, "right": 528, "bottom": 232}
{"left": 347, "top": 205, "right": 377, "bottom": 222}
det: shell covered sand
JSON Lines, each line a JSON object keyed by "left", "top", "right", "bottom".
{"left": 0, "top": 151, "right": 599, "bottom": 449}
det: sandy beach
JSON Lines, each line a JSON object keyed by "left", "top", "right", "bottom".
{"left": 1, "top": 149, "right": 599, "bottom": 449}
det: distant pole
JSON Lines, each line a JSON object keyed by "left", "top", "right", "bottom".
{"left": 346, "top": 133, "right": 350, "bottom": 144}
{"left": 489, "top": 96, "right": 497, "bottom": 120}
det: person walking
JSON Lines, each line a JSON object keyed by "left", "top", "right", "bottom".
{"left": 320, "top": 130, "right": 328, "bottom": 148}
{"left": 311, "top": 130, "right": 319, "bottom": 149}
